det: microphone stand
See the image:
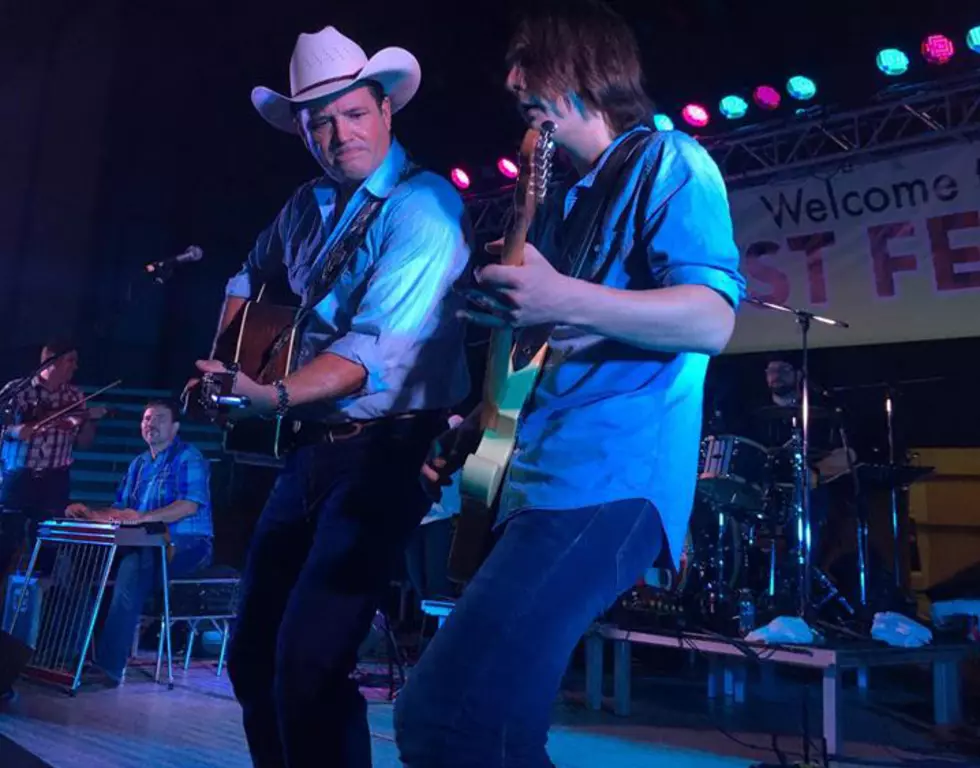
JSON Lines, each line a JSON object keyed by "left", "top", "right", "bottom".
{"left": 145, "top": 261, "right": 176, "bottom": 285}
{"left": 0, "top": 350, "right": 74, "bottom": 443}
{"left": 746, "top": 297, "right": 849, "bottom": 619}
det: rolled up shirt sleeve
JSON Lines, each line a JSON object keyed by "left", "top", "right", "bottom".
{"left": 325, "top": 177, "right": 471, "bottom": 397}
{"left": 642, "top": 133, "right": 745, "bottom": 309}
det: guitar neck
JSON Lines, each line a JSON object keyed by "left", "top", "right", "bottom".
{"left": 480, "top": 196, "right": 529, "bottom": 429}
{"left": 477, "top": 123, "right": 553, "bottom": 430}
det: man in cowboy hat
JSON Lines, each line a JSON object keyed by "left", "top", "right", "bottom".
{"left": 195, "top": 25, "right": 471, "bottom": 768}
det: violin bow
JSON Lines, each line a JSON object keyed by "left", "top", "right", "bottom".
{"left": 33, "top": 379, "right": 122, "bottom": 431}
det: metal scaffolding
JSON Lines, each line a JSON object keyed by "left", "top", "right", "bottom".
{"left": 704, "top": 73, "right": 980, "bottom": 187}
{"left": 464, "top": 73, "right": 980, "bottom": 239}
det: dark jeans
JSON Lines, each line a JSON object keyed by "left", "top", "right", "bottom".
{"left": 0, "top": 468, "right": 70, "bottom": 578}
{"left": 394, "top": 498, "right": 663, "bottom": 768}
{"left": 228, "top": 413, "right": 442, "bottom": 768}
{"left": 405, "top": 517, "right": 455, "bottom": 601}
{"left": 95, "top": 536, "right": 213, "bottom": 681}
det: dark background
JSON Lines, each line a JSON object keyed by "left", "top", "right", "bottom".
{"left": 1, "top": 0, "right": 977, "bottom": 454}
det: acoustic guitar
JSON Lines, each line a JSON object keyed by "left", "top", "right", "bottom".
{"left": 447, "top": 121, "right": 557, "bottom": 583}
{"left": 183, "top": 299, "right": 300, "bottom": 465}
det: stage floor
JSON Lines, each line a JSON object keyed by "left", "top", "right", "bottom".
{"left": 0, "top": 653, "right": 977, "bottom": 767}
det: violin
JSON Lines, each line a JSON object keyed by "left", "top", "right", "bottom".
{"left": 13, "top": 380, "right": 120, "bottom": 438}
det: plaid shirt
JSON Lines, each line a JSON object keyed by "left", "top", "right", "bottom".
{"left": 0, "top": 378, "right": 83, "bottom": 472}
{"left": 114, "top": 438, "right": 213, "bottom": 538}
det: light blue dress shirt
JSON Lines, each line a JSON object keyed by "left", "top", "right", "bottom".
{"left": 499, "top": 128, "right": 746, "bottom": 570}
{"left": 226, "top": 141, "right": 472, "bottom": 422}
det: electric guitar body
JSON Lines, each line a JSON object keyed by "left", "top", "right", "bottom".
{"left": 447, "top": 122, "right": 557, "bottom": 584}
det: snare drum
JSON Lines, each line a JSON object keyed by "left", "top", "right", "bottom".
{"left": 698, "top": 434, "right": 770, "bottom": 512}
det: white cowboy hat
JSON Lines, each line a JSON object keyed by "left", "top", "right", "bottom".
{"left": 251, "top": 26, "right": 421, "bottom": 134}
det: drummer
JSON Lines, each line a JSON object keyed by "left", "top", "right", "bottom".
{"left": 753, "top": 358, "right": 859, "bottom": 568}
{"left": 756, "top": 358, "right": 841, "bottom": 456}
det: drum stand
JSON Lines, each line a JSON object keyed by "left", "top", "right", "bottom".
{"left": 746, "top": 297, "right": 849, "bottom": 620}
{"left": 837, "top": 413, "right": 869, "bottom": 608}
{"left": 884, "top": 387, "right": 902, "bottom": 590}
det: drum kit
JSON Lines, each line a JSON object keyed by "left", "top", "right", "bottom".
{"left": 622, "top": 297, "right": 934, "bottom": 636}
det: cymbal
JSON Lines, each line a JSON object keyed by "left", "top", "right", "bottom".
{"left": 753, "top": 404, "right": 835, "bottom": 421}
{"left": 821, "top": 462, "right": 935, "bottom": 489}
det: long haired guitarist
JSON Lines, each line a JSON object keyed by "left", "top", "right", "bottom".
{"left": 191, "top": 26, "right": 471, "bottom": 768}
{"left": 395, "top": 2, "right": 746, "bottom": 765}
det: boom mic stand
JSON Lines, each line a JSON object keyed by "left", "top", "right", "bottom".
{"left": 746, "top": 297, "right": 849, "bottom": 619}
{"left": 0, "top": 349, "right": 73, "bottom": 443}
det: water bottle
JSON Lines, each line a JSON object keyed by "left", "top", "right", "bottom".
{"left": 737, "top": 589, "right": 756, "bottom": 636}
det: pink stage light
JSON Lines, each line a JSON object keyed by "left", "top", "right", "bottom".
{"left": 681, "top": 104, "right": 710, "bottom": 128}
{"left": 921, "top": 34, "right": 955, "bottom": 65}
{"left": 496, "top": 157, "right": 519, "bottom": 179}
{"left": 449, "top": 168, "right": 471, "bottom": 190}
{"left": 753, "top": 85, "right": 781, "bottom": 111}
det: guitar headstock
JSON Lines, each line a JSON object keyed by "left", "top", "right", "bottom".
{"left": 532, "top": 120, "right": 557, "bottom": 204}
{"left": 504, "top": 121, "right": 557, "bottom": 267}
{"left": 514, "top": 121, "right": 557, "bottom": 219}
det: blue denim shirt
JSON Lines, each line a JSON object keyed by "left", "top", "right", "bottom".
{"left": 113, "top": 438, "right": 213, "bottom": 538}
{"left": 499, "top": 129, "right": 746, "bottom": 569}
{"left": 226, "top": 141, "right": 471, "bottom": 422}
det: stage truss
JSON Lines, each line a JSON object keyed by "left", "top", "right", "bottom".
{"left": 464, "top": 74, "right": 980, "bottom": 239}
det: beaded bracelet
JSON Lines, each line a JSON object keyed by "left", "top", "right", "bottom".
{"left": 273, "top": 379, "right": 290, "bottom": 416}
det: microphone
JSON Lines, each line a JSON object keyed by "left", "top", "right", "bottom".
{"left": 145, "top": 246, "right": 203, "bottom": 282}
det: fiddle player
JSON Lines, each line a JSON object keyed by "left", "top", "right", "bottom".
{"left": 0, "top": 341, "right": 106, "bottom": 578}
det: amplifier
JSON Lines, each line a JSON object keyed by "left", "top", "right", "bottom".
{"left": 2, "top": 575, "right": 41, "bottom": 647}
{"left": 167, "top": 576, "right": 240, "bottom": 618}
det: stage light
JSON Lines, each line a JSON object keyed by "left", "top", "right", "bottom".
{"left": 753, "top": 85, "right": 781, "bottom": 111}
{"left": 449, "top": 168, "right": 470, "bottom": 190}
{"left": 967, "top": 26, "right": 980, "bottom": 53}
{"left": 681, "top": 104, "right": 709, "bottom": 128}
{"left": 787, "top": 75, "right": 817, "bottom": 101}
{"left": 719, "top": 95, "right": 748, "bottom": 120}
{"left": 921, "top": 34, "right": 955, "bottom": 65}
{"left": 652, "top": 113, "right": 674, "bottom": 131}
{"left": 496, "top": 157, "right": 519, "bottom": 179}
{"left": 876, "top": 48, "right": 910, "bottom": 76}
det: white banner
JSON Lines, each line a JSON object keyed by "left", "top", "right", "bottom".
{"left": 726, "top": 142, "right": 980, "bottom": 353}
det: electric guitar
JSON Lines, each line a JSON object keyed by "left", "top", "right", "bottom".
{"left": 447, "top": 121, "right": 557, "bottom": 583}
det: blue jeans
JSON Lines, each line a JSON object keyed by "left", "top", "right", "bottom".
{"left": 96, "top": 535, "right": 213, "bottom": 680}
{"left": 405, "top": 517, "right": 455, "bottom": 601}
{"left": 394, "top": 498, "right": 664, "bottom": 767}
{"left": 227, "top": 413, "right": 443, "bottom": 768}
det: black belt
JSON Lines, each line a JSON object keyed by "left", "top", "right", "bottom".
{"left": 291, "top": 410, "right": 441, "bottom": 448}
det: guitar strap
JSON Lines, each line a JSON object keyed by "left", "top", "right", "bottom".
{"left": 258, "top": 164, "right": 422, "bottom": 377}
{"left": 512, "top": 128, "right": 655, "bottom": 369}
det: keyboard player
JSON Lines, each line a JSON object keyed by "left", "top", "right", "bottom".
{"left": 65, "top": 399, "right": 212, "bottom": 685}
